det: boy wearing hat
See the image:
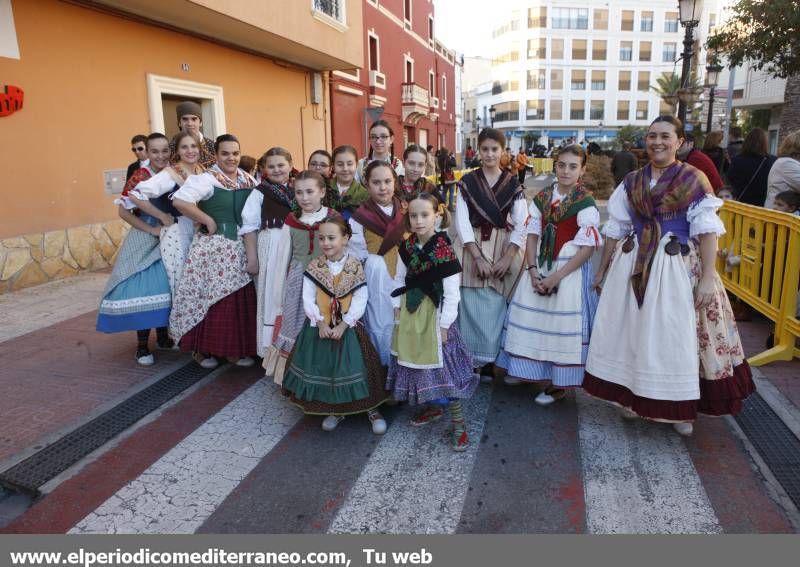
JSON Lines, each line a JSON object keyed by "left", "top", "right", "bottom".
{"left": 170, "top": 101, "right": 216, "bottom": 168}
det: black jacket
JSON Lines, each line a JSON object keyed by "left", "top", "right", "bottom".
{"left": 727, "top": 153, "right": 777, "bottom": 206}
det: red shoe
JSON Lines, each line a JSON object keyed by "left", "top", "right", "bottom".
{"left": 451, "top": 426, "right": 469, "bottom": 452}
{"left": 410, "top": 406, "right": 444, "bottom": 426}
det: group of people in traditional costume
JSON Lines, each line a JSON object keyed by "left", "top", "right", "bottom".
{"left": 98, "top": 105, "right": 755, "bottom": 452}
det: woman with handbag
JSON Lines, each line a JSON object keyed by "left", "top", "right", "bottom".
{"left": 727, "top": 128, "right": 776, "bottom": 205}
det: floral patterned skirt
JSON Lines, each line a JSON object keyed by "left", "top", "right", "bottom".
{"left": 584, "top": 236, "right": 755, "bottom": 422}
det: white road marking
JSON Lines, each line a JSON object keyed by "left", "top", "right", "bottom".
{"left": 576, "top": 393, "right": 722, "bottom": 534}
{"left": 328, "top": 385, "right": 492, "bottom": 534}
{"left": 70, "top": 381, "right": 301, "bottom": 534}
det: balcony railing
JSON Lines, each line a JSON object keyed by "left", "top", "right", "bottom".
{"left": 402, "top": 83, "right": 430, "bottom": 107}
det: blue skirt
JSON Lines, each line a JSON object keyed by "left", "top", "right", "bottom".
{"left": 96, "top": 259, "right": 171, "bottom": 333}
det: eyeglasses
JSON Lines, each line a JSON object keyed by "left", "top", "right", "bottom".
{"left": 309, "top": 161, "right": 330, "bottom": 168}
{"left": 131, "top": 146, "right": 146, "bottom": 152}
{"left": 369, "top": 135, "right": 391, "bottom": 141}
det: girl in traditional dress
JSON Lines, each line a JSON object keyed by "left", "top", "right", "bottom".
{"left": 586, "top": 116, "right": 755, "bottom": 436}
{"left": 129, "top": 131, "right": 205, "bottom": 296}
{"left": 263, "top": 171, "right": 343, "bottom": 383}
{"left": 454, "top": 128, "right": 528, "bottom": 380}
{"left": 307, "top": 149, "right": 332, "bottom": 180}
{"left": 327, "top": 145, "right": 369, "bottom": 220}
{"left": 355, "top": 120, "right": 404, "bottom": 185}
{"left": 397, "top": 144, "right": 440, "bottom": 203}
{"left": 388, "top": 193, "right": 477, "bottom": 451}
{"left": 282, "top": 218, "right": 389, "bottom": 433}
{"left": 169, "top": 134, "right": 258, "bottom": 369}
{"left": 496, "top": 145, "right": 602, "bottom": 404}
{"left": 96, "top": 133, "right": 173, "bottom": 366}
{"left": 348, "top": 161, "right": 407, "bottom": 366}
{"left": 240, "top": 147, "right": 296, "bottom": 360}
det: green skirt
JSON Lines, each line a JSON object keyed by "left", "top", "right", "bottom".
{"left": 282, "top": 321, "right": 388, "bottom": 416}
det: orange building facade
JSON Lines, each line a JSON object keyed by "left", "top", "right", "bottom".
{"left": 0, "top": 0, "right": 363, "bottom": 293}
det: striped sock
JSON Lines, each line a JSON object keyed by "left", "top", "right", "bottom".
{"left": 449, "top": 400, "right": 465, "bottom": 432}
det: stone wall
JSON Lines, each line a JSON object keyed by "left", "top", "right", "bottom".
{"left": 0, "top": 220, "right": 130, "bottom": 294}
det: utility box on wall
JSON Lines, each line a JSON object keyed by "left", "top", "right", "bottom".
{"left": 103, "top": 169, "right": 127, "bottom": 195}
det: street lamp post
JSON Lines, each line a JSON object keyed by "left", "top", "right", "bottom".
{"left": 489, "top": 105, "right": 497, "bottom": 128}
{"left": 705, "top": 60, "right": 723, "bottom": 134}
{"left": 598, "top": 121, "right": 604, "bottom": 141}
{"left": 677, "top": 0, "right": 703, "bottom": 124}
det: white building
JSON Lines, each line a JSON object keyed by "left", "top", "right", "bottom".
{"left": 483, "top": 0, "right": 725, "bottom": 149}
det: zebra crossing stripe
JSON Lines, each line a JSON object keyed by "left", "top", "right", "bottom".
{"left": 328, "top": 385, "right": 493, "bottom": 534}
{"left": 576, "top": 393, "right": 722, "bottom": 534}
{"left": 69, "top": 381, "right": 302, "bottom": 534}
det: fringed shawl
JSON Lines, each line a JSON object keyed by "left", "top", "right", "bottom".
{"left": 391, "top": 232, "right": 462, "bottom": 313}
{"left": 457, "top": 169, "right": 523, "bottom": 241}
{"left": 533, "top": 183, "right": 595, "bottom": 270}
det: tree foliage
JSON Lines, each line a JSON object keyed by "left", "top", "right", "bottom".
{"left": 706, "top": 0, "right": 800, "bottom": 79}
{"left": 616, "top": 125, "right": 646, "bottom": 146}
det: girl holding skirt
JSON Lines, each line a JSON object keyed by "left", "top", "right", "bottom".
{"left": 585, "top": 116, "right": 755, "bottom": 436}
{"left": 282, "top": 218, "right": 389, "bottom": 434}
{"left": 454, "top": 128, "right": 528, "bottom": 377}
{"left": 388, "top": 194, "right": 477, "bottom": 452}
{"left": 496, "top": 145, "right": 601, "bottom": 404}
{"left": 261, "top": 171, "right": 343, "bottom": 383}
{"left": 96, "top": 133, "right": 174, "bottom": 365}
{"left": 129, "top": 131, "right": 204, "bottom": 296}
{"left": 170, "top": 134, "right": 258, "bottom": 369}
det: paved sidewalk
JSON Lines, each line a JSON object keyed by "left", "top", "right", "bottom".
{"left": 0, "top": 273, "right": 189, "bottom": 468}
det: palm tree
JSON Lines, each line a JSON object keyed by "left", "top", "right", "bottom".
{"left": 651, "top": 73, "right": 703, "bottom": 116}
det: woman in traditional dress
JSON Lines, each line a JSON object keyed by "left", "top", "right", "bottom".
{"left": 282, "top": 218, "right": 389, "bottom": 433}
{"left": 496, "top": 145, "right": 601, "bottom": 404}
{"left": 348, "top": 161, "right": 408, "bottom": 366}
{"left": 326, "top": 145, "right": 369, "bottom": 220}
{"left": 355, "top": 120, "right": 404, "bottom": 185}
{"left": 397, "top": 144, "right": 440, "bottom": 203}
{"left": 169, "top": 134, "right": 258, "bottom": 369}
{"left": 454, "top": 128, "right": 528, "bottom": 379}
{"left": 388, "top": 193, "right": 477, "bottom": 451}
{"left": 261, "top": 171, "right": 343, "bottom": 383}
{"left": 586, "top": 116, "right": 755, "bottom": 436}
{"left": 240, "top": 147, "right": 296, "bottom": 360}
{"left": 129, "top": 131, "right": 204, "bottom": 296}
{"left": 96, "top": 133, "right": 173, "bottom": 366}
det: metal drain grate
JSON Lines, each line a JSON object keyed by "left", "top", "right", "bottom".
{"left": 0, "top": 362, "right": 218, "bottom": 495}
{"left": 735, "top": 392, "right": 800, "bottom": 509}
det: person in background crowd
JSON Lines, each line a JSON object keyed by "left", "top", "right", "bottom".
{"left": 586, "top": 115, "right": 754, "bottom": 437}
{"left": 764, "top": 130, "right": 800, "bottom": 209}
{"left": 611, "top": 141, "right": 638, "bottom": 186}
{"left": 727, "top": 127, "right": 744, "bottom": 161}
{"left": 239, "top": 155, "right": 257, "bottom": 178}
{"left": 677, "top": 132, "right": 724, "bottom": 193}
{"left": 126, "top": 134, "right": 148, "bottom": 182}
{"left": 717, "top": 186, "right": 735, "bottom": 200}
{"left": 169, "top": 101, "right": 216, "bottom": 168}
{"left": 726, "top": 128, "right": 776, "bottom": 206}
{"left": 425, "top": 144, "right": 437, "bottom": 177}
{"left": 438, "top": 147, "right": 458, "bottom": 209}
{"left": 464, "top": 145, "right": 475, "bottom": 168}
{"left": 97, "top": 133, "right": 173, "bottom": 366}
{"left": 308, "top": 149, "right": 332, "bottom": 180}
{"left": 702, "top": 131, "right": 730, "bottom": 177}
{"left": 772, "top": 190, "right": 800, "bottom": 215}
{"left": 516, "top": 149, "right": 528, "bottom": 185}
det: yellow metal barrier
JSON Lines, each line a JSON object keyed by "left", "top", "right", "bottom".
{"left": 530, "top": 158, "right": 554, "bottom": 175}
{"left": 717, "top": 200, "right": 800, "bottom": 365}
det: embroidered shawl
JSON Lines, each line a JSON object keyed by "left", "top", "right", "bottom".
{"left": 396, "top": 176, "right": 439, "bottom": 203}
{"left": 208, "top": 164, "right": 257, "bottom": 190}
{"left": 257, "top": 179, "right": 295, "bottom": 229}
{"left": 352, "top": 197, "right": 407, "bottom": 256}
{"left": 283, "top": 208, "right": 343, "bottom": 256}
{"left": 533, "top": 183, "right": 595, "bottom": 270}
{"left": 304, "top": 255, "right": 366, "bottom": 327}
{"left": 625, "top": 162, "right": 711, "bottom": 306}
{"left": 392, "top": 232, "right": 462, "bottom": 313}
{"left": 457, "top": 169, "right": 523, "bottom": 241}
{"left": 122, "top": 167, "right": 154, "bottom": 197}
{"left": 325, "top": 179, "right": 370, "bottom": 213}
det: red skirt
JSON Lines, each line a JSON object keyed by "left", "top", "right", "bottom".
{"left": 583, "top": 360, "right": 755, "bottom": 422}
{"left": 180, "top": 282, "right": 257, "bottom": 358}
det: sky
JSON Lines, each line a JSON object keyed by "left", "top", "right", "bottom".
{"left": 433, "top": 0, "right": 513, "bottom": 56}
